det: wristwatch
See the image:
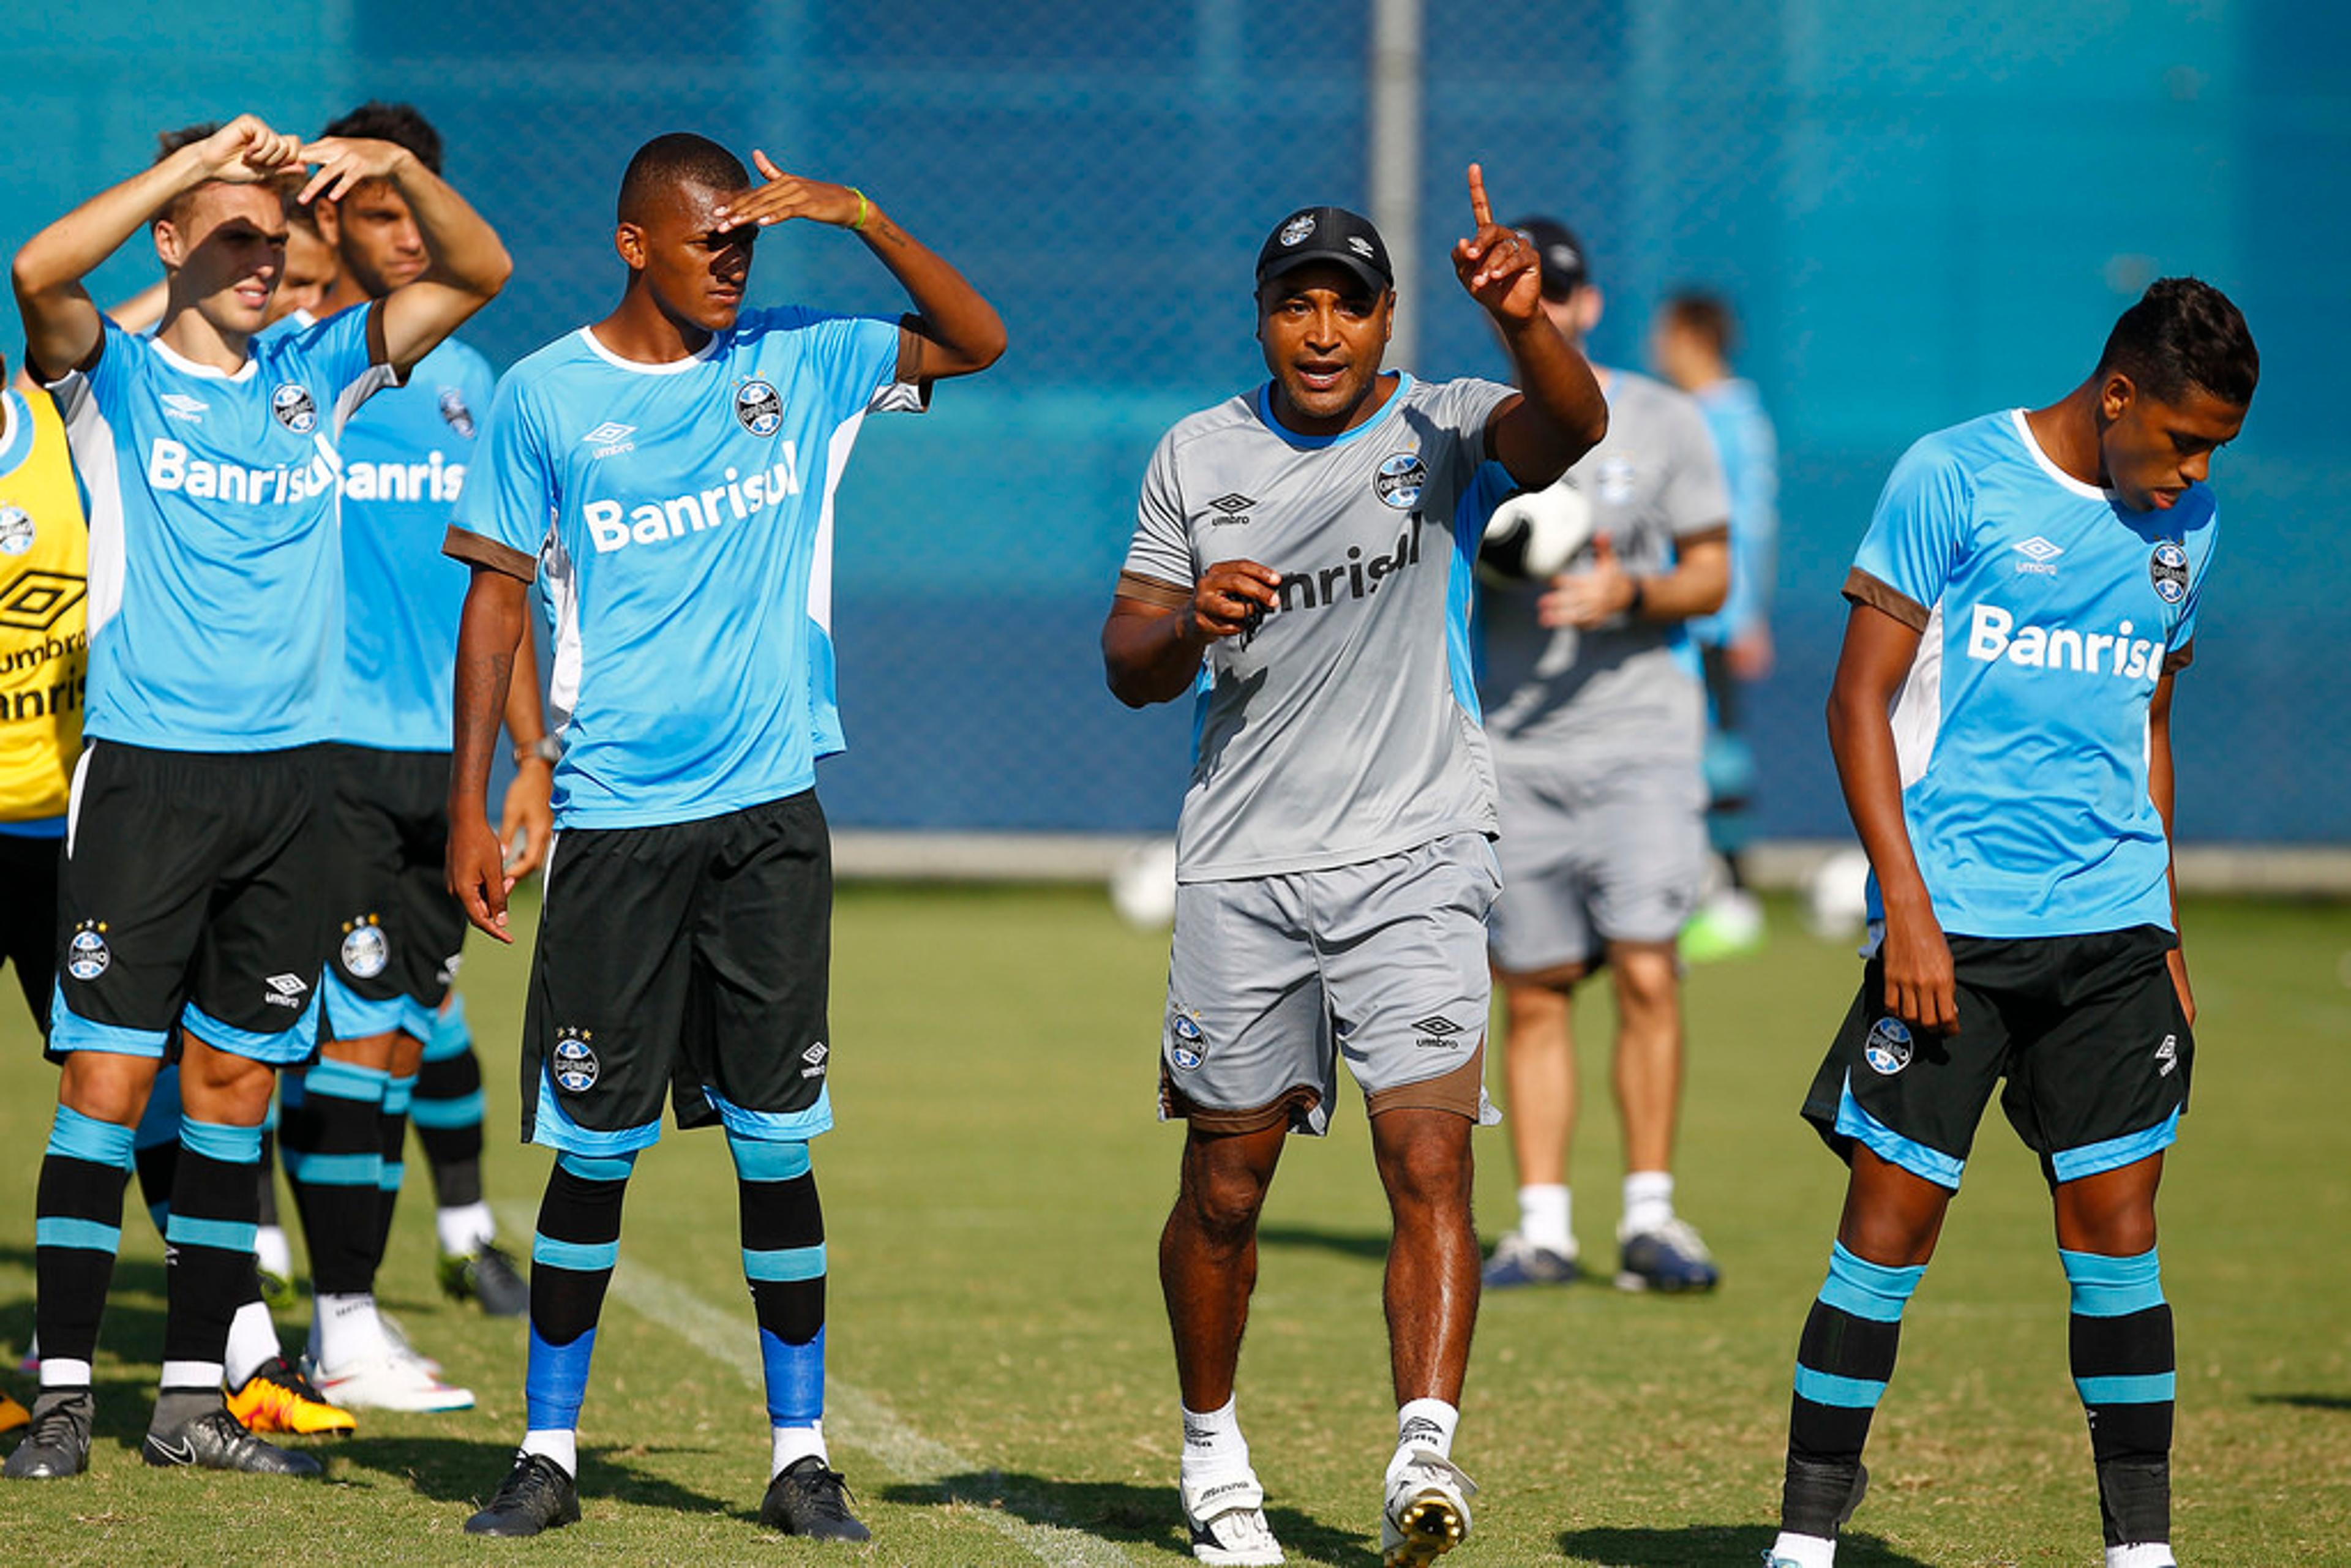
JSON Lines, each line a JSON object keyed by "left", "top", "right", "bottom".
{"left": 1625, "top": 576, "right": 1648, "bottom": 618}
{"left": 511, "top": 735, "right": 561, "bottom": 767}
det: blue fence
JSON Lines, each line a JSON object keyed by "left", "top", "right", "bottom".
{"left": 6, "top": 1, "right": 2344, "bottom": 841}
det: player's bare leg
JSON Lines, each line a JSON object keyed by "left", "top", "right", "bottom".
{"left": 1163, "top": 1121, "right": 1289, "bottom": 1564}
{"left": 1608, "top": 941, "right": 1716, "bottom": 1290}
{"left": 1487, "top": 968, "right": 1584, "bottom": 1286}
{"left": 1370, "top": 1106, "right": 1480, "bottom": 1564}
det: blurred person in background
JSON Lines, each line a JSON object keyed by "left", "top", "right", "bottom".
{"left": 1651, "top": 289, "right": 1779, "bottom": 959}
{"left": 1477, "top": 218, "right": 1731, "bottom": 1297}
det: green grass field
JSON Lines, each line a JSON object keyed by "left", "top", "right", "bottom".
{"left": 2, "top": 885, "right": 2346, "bottom": 1566}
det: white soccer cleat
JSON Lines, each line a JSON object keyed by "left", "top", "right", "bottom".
{"left": 1381, "top": 1447, "right": 1476, "bottom": 1567}
{"left": 313, "top": 1347, "right": 475, "bottom": 1412}
{"left": 1180, "top": 1469, "right": 1284, "bottom": 1566}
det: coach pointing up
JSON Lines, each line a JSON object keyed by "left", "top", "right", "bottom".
{"left": 1103, "top": 166, "right": 1604, "bottom": 1567}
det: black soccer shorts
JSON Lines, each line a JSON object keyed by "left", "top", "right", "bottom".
{"left": 319, "top": 745, "right": 468, "bottom": 1045}
{"left": 49, "top": 740, "right": 332, "bottom": 1066}
{"left": 519, "top": 790, "right": 834, "bottom": 1155}
{"left": 1, "top": 830, "right": 62, "bottom": 1032}
{"left": 1802, "top": 925, "right": 2192, "bottom": 1190}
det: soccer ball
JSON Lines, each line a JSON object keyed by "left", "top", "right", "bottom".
{"left": 1109, "top": 838, "right": 1179, "bottom": 930}
{"left": 1803, "top": 847, "right": 1873, "bottom": 941}
{"left": 1477, "top": 480, "right": 1595, "bottom": 586}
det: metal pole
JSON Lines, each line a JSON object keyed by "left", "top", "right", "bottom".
{"left": 1370, "top": 0, "right": 1424, "bottom": 370}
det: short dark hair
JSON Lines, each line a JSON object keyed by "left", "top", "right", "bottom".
{"left": 2096, "top": 277, "right": 2258, "bottom": 410}
{"left": 1661, "top": 290, "right": 1738, "bottom": 358}
{"left": 322, "top": 101, "right": 443, "bottom": 174}
{"left": 154, "top": 122, "right": 222, "bottom": 163}
{"left": 618, "top": 133, "right": 749, "bottom": 224}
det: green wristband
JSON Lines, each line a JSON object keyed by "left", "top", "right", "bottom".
{"left": 849, "top": 187, "right": 868, "bottom": 232}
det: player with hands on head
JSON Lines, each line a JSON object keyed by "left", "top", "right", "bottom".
{"left": 1764, "top": 279, "right": 2255, "bottom": 1568}
{"left": 6, "top": 110, "right": 506, "bottom": 1483}
{"left": 444, "top": 132, "right": 1000, "bottom": 1544}
{"left": 1103, "top": 165, "right": 1602, "bottom": 1567}
{"left": 1473, "top": 213, "right": 1733, "bottom": 1299}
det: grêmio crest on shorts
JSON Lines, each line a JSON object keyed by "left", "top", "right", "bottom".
{"left": 1844, "top": 408, "right": 2215, "bottom": 939}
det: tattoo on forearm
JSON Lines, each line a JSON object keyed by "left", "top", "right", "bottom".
{"left": 871, "top": 214, "right": 909, "bottom": 250}
{"left": 454, "top": 649, "right": 513, "bottom": 784}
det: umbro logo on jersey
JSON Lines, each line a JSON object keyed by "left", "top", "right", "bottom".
{"left": 2012, "top": 536, "right": 2064, "bottom": 575}
{"left": 263, "top": 972, "right": 309, "bottom": 1009}
{"left": 1967, "top": 602, "right": 2169, "bottom": 680}
{"left": 159, "top": 392, "right": 209, "bottom": 423}
{"left": 1207, "top": 493, "right": 1253, "bottom": 526}
{"left": 580, "top": 422, "right": 637, "bottom": 457}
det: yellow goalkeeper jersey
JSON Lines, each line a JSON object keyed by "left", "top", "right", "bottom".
{"left": 0, "top": 386, "right": 88, "bottom": 826}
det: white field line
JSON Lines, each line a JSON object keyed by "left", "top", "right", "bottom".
{"left": 495, "top": 1204, "right": 1142, "bottom": 1566}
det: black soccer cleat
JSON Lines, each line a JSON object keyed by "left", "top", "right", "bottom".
{"left": 141, "top": 1406, "right": 323, "bottom": 1476}
{"left": 441, "top": 1242, "right": 530, "bottom": 1318}
{"left": 3, "top": 1389, "right": 93, "bottom": 1480}
{"left": 465, "top": 1452, "right": 581, "bottom": 1537}
{"left": 760, "top": 1455, "right": 871, "bottom": 1541}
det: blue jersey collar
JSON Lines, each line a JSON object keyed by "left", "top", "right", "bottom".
{"left": 1255, "top": 372, "right": 1413, "bottom": 449}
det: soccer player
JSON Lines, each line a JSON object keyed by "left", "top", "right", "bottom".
{"left": 442, "top": 132, "right": 1003, "bottom": 1540}
{"left": 1103, "top": 171, "right": 1606, "bottom": 1567}
{"left": 5, "top": 113, "right": 508, "bottom": 1480}
{"left": 0, "top": 345, "right": 91, "bottom": 1441}
{"left": 1650, "top": 290, "right": 1780, "bottom": 959}
{"left": 1763, "top": 279, "right": 2255, "bottom": 1568}
{"left": 1475, "top": 218, "right": 1731, "bottom": 1295}
{"left": 275, "top": 100, "right": 548, "bottom": 1416}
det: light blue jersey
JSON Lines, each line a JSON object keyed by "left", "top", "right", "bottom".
{"left": 51, "top": 312, "right": 394, "bottom": 751}
{"left": 449, "top": 309, "right": 912, "bottom": 830}
{"left": 1685, "top": 377, "right": 1778, "bottom": 648}
{"left": 336, "top": 329, "right": 496, "bottom": 751}
{"left": 1848, "top": 408, "right": 2213, "bottom": 939}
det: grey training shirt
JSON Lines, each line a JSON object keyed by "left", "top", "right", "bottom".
{"left": 1120, "top": 374, "right": 1517, "bottom": 881}
{"left": 1478, "top": 369, "right": 1730, "bottom": 770}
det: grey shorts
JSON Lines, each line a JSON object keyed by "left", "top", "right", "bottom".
{"left": 1487, "top": 759, "right": 1706, "bottom": 974}
{"left": 1158, "top": 832, "right": 1502, "bottom": 1136}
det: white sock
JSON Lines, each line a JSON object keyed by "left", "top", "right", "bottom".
{"left": 2108, "top": 1546, "right": 2176, "bottom": 1568}
{"left": 254, "top": 1225, "right": 292, "bottom": 1280}
{"left": 1516, "top": 1184, "right": 1572, "bottom": 1255}
{"left": 437, "top": 1201, "right": 497, "bottom": 1256}
{"left": 1621, "top": 1171, "right": 1675, "bottom": 1238}
{"left": 521, "top": 1430, "right": 576, "bottom": 1477}
{"left": 158, "top": 1359, "right": 222, "bottom": 1394}
{"left": 1767, "top": 1531, "right": 1835, "bottom": 1568}
{"left": 224, "top": 1298, "right": 282, "bottom": 1387}
{"left": 771, "top": 1419, "right": 828, "bottom": 1477}
{"left": 38, "top": 1356, "right": 92, "bottom": 1392}
{"left": 315, "top": 1291, "right": 391, "bottom": 1369}
{"left": 1395, "top": 1398, "right": 1458, "bottom": 1460}
{"left": 1179, "top": 1395, "right": 1250, "bottom": 1482}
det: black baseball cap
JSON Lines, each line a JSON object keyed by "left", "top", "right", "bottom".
{"left": 1509, "top": 215, "right": 1589, "bottom": 301}
{"left": 1254, "top": 206, "right": 1394, "bottom": 296}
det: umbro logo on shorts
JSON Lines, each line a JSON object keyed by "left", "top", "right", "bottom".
{"left": 2155, "top": 1034, "right": 2178, "bottom": 1077}
{"left": 800, "top": 1040, "right": 830, "bottom": 1080}
{"left": 1410, "top": 1015, "right": 1466, "bottom": 1049}
{"left": 263, "top": 973, "right": 309, "bottom": 1009}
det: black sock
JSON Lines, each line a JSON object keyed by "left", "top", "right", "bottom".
{"left": 280, "top": 1059, "right": 386, "bottom": 1297}
{"left": 161, "top": 1118, "right": 263, "bottom": 1378}
{"left": 731, "top": 1135, "right": 825, "bottom": 1428}
{"left": 1782, "top": 1243, "right": 1924, "bottom": 1537}
{"left": 375, "top": 1073, "right": 415, "bottom": 1271}
{"left": 413, "top": 1011, "right": 487, "bottom": 1209}
{"left": 2064, "top": 1247, "right": 2173, "bottom": 1548}
{"left": 32, "top": 1105, "right": 136, "bottom": 1377}
{"left": 525, "top": 1150, "right": 635, "bottom": 1435}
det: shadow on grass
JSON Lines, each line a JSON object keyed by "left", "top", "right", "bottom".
{"left": 1253, "top": 1223, "right": 1392, "bottom": 1264}
{"left": 2251, "top": 1392, "right": 2351, "bottom": 1412}
{"left": 878, "top": 1471, "right": 1383, "bottom": 1567}
{"left": 1559, "top": 1524, "right": 1932, "bottom": 1566}
{"left": 328, "top": 1433, "right": 733, "bottom": 1515}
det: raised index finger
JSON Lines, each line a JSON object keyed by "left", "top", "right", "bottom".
{"left": 1467, "top": 163, "right": 1494, "bottom": 228}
